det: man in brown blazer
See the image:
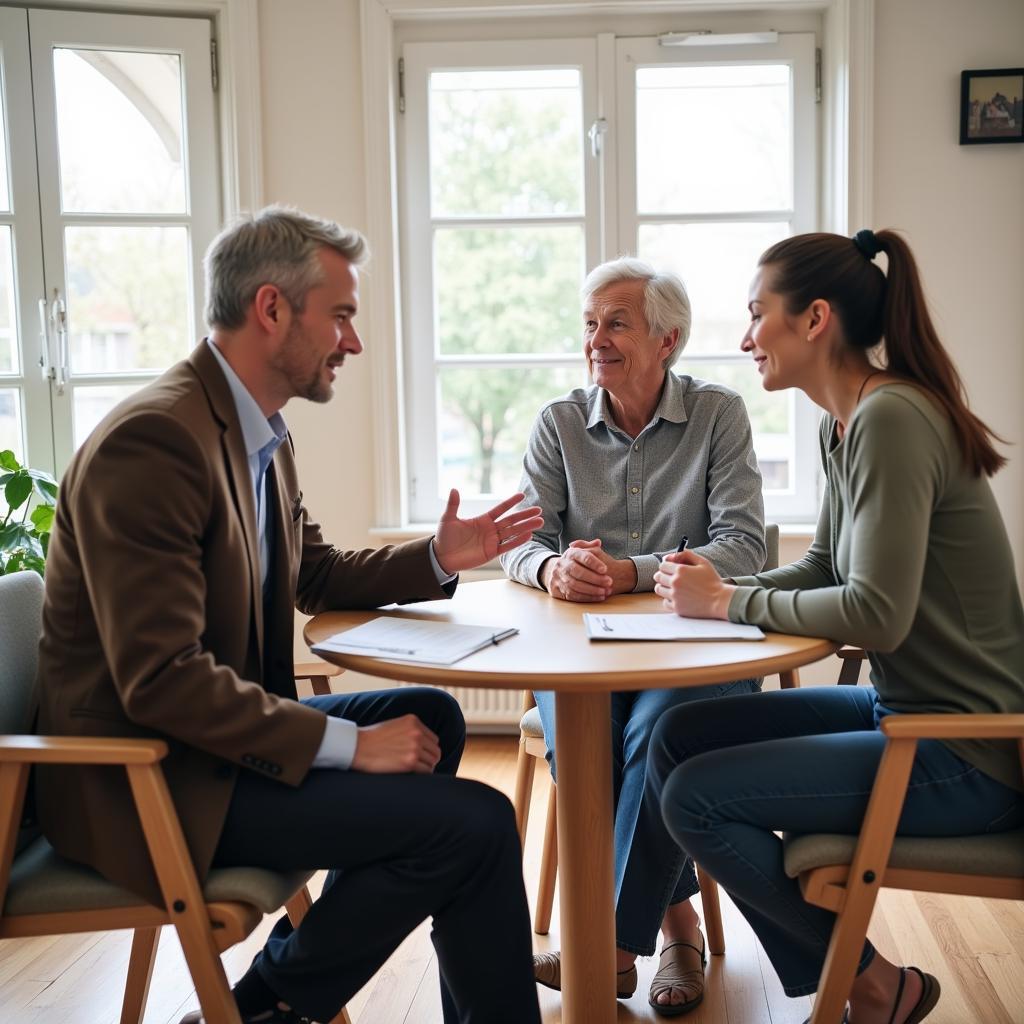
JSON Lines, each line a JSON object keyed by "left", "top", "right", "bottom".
{"left": 35, "top": 207, "right": 544, "bottom": 1024}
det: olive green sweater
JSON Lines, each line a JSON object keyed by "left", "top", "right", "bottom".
{"left": 729, "top": 384, "right": 1024, "bottom": 792}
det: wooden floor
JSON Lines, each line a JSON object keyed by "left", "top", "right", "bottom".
{"left": 1, "top": 736, "right": 1022, "bottom": 1023}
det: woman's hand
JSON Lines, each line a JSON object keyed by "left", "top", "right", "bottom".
{"left": 653, "top": 550, "right": 735, "bottom": 620}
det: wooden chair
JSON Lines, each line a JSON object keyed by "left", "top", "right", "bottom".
{"left": 512, "top": 524, "right": 793, "bottom": 947}
{"left": 785, "top": 713, "right": 1024, "bottom": 1024}
{"left": 295, "top": 660, "right": 344, "bottom": 696}
{"left": 0, "top": 571, "right": 351, "bottom": 1024}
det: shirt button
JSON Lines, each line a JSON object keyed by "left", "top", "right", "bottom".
{"left": 631, "top": 531, "right": 639, "bottom": 539}
{"left": 633, "top": 444, "right": 640, "bottom": 451}
{"left": 631, "top": 486, "right": 639, "bottom": 494}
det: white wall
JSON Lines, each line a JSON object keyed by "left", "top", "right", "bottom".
{"left": 872, "top": 0, "right": 1024, "bottom": 582}
{"left": 257, "top": 0, "right": 1024, "bottom": 669}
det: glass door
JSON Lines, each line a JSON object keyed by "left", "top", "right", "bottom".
{"left": 0, "top": 7, "right": 218, "bottom": 476}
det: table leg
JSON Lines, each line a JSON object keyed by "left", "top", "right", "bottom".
{"left": 553, "top": 690, "right": 616, "bottom": 1024}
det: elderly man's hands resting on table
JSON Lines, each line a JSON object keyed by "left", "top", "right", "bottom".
{"left": 540, "top": 538, "right": 639, "bottom": 602}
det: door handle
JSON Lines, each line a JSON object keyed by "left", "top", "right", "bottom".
{"left": 49, "top": 290, "right": 68, "bottom": 395}
{"left": 38, "top": 298, "right": 55, "bottom": 381}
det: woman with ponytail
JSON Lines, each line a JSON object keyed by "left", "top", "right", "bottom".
{"left": 625, "top": 230, "right": 1024, "bottom": 1022}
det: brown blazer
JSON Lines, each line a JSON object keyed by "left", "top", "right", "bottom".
{"left": 35, "top": 342, "right": 450, "bottom": 903}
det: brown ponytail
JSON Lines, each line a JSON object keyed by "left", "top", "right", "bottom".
{"left": 758, "top": 230, "right": 1007, "bottom": 476}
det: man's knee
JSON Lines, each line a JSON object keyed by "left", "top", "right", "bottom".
{"left": 401, "top": 686, "right": 466, "bottom": 742}
{"left": 450, "top": 779, "right": 519, "bottom": 848}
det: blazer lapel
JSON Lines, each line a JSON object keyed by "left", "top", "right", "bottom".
{"left": 188, "top": 343, "right": 264, "bottom": 665}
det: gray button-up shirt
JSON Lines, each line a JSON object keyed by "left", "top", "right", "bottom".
{"left": 500, "top": 373, "right": 766, "bottom": 590}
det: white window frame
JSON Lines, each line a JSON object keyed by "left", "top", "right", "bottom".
{"left": 363, "top": 0, "right": 874, "bottom": 535}
{"left": 615, "top": 32, "right": 820, "bottom": 519}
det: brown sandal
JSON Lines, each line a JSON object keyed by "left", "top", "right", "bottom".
{"left": 648, "top": 933, "right": 706, "bottom": 1017}
{"left": 532, "top": 950, "right": 638, "bottom": 999}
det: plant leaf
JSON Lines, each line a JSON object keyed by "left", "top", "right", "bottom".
{"left": 31, "top": 476, "right": 58, "bottom": 503}
{"left": 30, "top": 505, "right": 55, "bottom": 532}
{"left": 0, "top": 450, "right": 19, "bottom": 471}
{"left": 0, "top": 523, "right": 40, "bottom": 554}
{"left": 4, "top": 473, "right": 32, "bottom": 511}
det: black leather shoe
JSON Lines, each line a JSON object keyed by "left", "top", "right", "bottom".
{"left": 179, "top": 1004, "right": 315, "bottom": 1024}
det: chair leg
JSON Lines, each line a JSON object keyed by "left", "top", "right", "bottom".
{"left": 285, "top": 885, "right": 314, "bottom": 927}
{"left": 779, "top": 668, "right": 800, "bottom": 689}
{"left": 534, "top": 781, "right": 558, "bottom": 935}
{"left": 309, "top": 675, "right": 333, "bottom": 696}
{"left": 695, "top": 864, "right": 725, "bottom": 956}
{"left": 513, "top": 739, "right": 536, "bottom": 847}
{"left": 120, "top": 926, "right": 160, "bottom": 1024}
{"left": 837, "top": 659, "right": 862, "bottom": 686}
{"left": 284, "top": 885, "right": 352, "bottom": 1024}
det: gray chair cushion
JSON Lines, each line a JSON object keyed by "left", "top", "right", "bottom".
{"left": 784, "top": 829, "right": 1024, "bottom": 880}
{"left": 520, "top": 705, "right": 543, "bottom": 738}
{"left": 4, "top": 836, "right": 313, "bottom": 917}
{"left": 0, "top": 570, "right": 44, "bottom": 735}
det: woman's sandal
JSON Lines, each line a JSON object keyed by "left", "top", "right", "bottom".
{"left": 889, "top": 966, "right": 941, "bottom": 1024}
{"left": 648, "top": 933, "right": 706, "bottom": 1017}
{"left": 532, "top": 951, "right": 638, "bottom": 999}
{"left": 801, "top": 964, "right": 940, "bottom": 1024}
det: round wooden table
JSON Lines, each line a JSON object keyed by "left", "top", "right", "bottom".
{"left": 305, "top": 579, "right": 838, "bottom": 1024}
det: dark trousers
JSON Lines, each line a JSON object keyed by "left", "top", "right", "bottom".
{"left": 213, "top": 687, "right": 541, "bottom": 1024}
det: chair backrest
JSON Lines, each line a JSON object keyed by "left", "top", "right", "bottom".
{"left": 0, "top": 571, "right": 44, "bottom": 735}
{"left": 764, "top": 523, "right": 780, "bottom": 572}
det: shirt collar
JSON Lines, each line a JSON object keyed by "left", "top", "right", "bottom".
{"left": 586, "top": 372, "right": 690, "bottom": 433}
{"left": 206, "top": 338, "right": 287, "bottom": 457}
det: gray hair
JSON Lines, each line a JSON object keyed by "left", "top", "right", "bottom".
{"left": 581, "top": 257, "right": 691, "bottom": 369}
{"left": 204, "top": 205, "right": 369, "bottom": 329}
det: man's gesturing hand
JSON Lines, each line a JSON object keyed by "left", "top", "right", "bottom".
{"left": 351, "top": 715, "right": 442, "bottom": 773}
{"left": 432, "top": 489, "right": 544, "bottom": 575}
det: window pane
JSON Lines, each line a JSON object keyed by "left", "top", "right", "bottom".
{"left": 65, "top": 225, "right": 190, "bottom": 374}
{"left": 0, "top": 63, "right": 9, "bottom": 211}
{"left": 436, "top": 226, "right": 584, "bottom": 356}
{"left": 72, "top": 382, "right": 140, "bottom": 449}
{"left": 639, "top": 221, "right": 789, "bottom": 355}
{"left": 636, "top": 64, "right": 791, "bottom": 214}
{"left": 0, "top": 387, "right": 23, "bottom": 461}
{"left": 430, "top": 69, "right": 583, "bottom": 217}
{"left": 689, "top": 360, "right": 793, "bottom": 492}
{"left": 439, "top": 365, "right": 584, "bottom": 499}
{"left": 0, "top": 227, "right": 17, "bottom": 373}
{"left": 53, "top": 48, "right": 185, "bottom": 214}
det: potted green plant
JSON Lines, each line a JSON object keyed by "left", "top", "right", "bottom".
{"left": 0, "top": 449, "right": 58, "bottom": 577}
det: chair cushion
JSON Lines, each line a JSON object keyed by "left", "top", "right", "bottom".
{"left": 0, "top": 570, "right": 44, "bottom": 734}
{"left": 784, "top": 829, "right": 1024, "bottom": 880}
{"left": 3, "top": 836, "right": 313, "bottom": 917}
{"left": 520, "top": 705, "right": 543, "bottom": 738}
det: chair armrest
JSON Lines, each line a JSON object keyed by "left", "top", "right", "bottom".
{"left": 880, "top": 714, "right": 1024, "bottom": 741}
{"left": 0, "top": 735, "right": 168, "bottom": 765}
{"left": 837, "top": 647, "right": 867, "bottom": 660}
{"left": 294, "top": 661, "right": 342, "bottom": 681}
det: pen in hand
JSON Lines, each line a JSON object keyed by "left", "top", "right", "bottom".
{"left": 676, "top": 535, "right": 689, "bottom": 553}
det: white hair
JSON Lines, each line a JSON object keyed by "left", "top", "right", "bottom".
{"left": 581, "top": 257, "right": 691, "bottom": 369}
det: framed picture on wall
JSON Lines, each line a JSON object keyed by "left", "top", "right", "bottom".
{"left": 960, "top": 68, "right": 1024, "bottom": 144}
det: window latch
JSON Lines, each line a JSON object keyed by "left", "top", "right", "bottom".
{"left": 588, "top": 117, "right": 608, "bottom": 158}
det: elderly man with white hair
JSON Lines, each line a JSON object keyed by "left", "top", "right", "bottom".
{"left": 501, "top": 256, "right": 765, "bottom": 1017}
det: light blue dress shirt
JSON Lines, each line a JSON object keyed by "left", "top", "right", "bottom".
{"left": 205, "top": 340, "right": 359, "bottom": 768}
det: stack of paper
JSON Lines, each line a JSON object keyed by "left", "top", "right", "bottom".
{"left": 312, "top": 616, "right": 518, "bottom": 666}
{"left": 584, "top": 613, "right": 764, "bottom": 641}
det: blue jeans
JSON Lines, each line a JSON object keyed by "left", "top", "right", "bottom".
{"left": 534, "top": 677, "right": 760, "bottom": 954}
{"left": 645, "top": 685, "right": 1024, "bottom": 996}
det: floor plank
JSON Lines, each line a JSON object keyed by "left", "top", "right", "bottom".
{"left": 1, "top": 736, "right": 1021, "bottom": 1023}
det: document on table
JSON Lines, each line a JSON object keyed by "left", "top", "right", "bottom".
{"left": 584, "top": 613, "right": 765, "bottom": 642}
{"left": 312, "top": 616, "right": 519, "bottom": 665}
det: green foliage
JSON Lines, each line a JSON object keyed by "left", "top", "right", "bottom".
{"left": 430, "top": 84, "right": 587, "bottom": 493}
{"left": 0, "top": 449, "right": 58, "bottom": 578}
